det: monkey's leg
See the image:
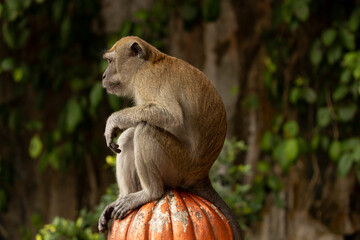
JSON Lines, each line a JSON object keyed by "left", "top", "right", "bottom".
{"left": 115, "top": 127, "right": 140, "bottom": 196}
{"left": 98, "top": 128, "right": 140, "bottom": 232}
{"left": 111, "top": 123, "right": 183, "bottom": 220}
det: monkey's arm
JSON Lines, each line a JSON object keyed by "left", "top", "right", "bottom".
{"left": 105, "top": 102, "right": 182, "bottom": 153}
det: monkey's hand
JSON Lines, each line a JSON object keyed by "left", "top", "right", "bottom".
{"left": 104, "top": 119, "right": 122, "bottom": 154}
{"left": 111, "top": 195, "right": 137, "bottom": 220}
{"left": 98, "top": 202, "right": 115, "bottom": 232}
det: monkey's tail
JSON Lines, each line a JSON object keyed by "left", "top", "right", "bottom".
{"left": 188, "top": 177, "right": 244, "bottom": 240}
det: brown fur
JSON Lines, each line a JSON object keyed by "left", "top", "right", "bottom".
{"left": 98, "top": 36, "right": 243, "bottom": 240}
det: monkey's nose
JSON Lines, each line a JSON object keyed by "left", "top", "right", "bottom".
{"left": 102, "top": 73, "right": 106, "bottom": 80}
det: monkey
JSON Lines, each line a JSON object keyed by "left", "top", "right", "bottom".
{"left": 98, "top": 36, "right": 243, "bottom": 240}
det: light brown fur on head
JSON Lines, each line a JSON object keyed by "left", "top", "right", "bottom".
{"left": 99, "top": 37, "right": 242, "bottom": 239}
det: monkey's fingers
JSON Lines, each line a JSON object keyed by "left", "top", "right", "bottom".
{"left": 112, "top": 206, "right": 129, "bottom": 220}
{"left": 98, "top": 203, "right": 115, "bottom": 232}
{"left": 110, "top": 142, "right": 121, "bottom": 153}
{"left": 98, "top": 216, "right": 108, "bottom": 232}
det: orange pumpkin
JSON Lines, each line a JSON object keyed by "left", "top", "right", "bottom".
{"left": 108, "top": 189, "right": 233, "bottom": 240}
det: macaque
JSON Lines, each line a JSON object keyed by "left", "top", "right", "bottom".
{"left": 98, "top": 36, "right": 243, "bottom": 240}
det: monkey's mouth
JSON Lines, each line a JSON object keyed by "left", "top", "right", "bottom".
{"left": 102, "top": 81, "right": 121, "bottom": 89}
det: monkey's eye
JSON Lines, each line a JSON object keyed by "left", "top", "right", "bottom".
{"left": 107, "top": 59, "right": 112, "bottom": 64}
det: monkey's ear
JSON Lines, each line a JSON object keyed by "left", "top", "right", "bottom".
{"left": 130, "top": 42, "right": 144, "bottom": 59}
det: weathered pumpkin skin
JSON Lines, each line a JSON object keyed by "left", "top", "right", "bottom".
{"left": 107, "top": 189, "right": 233, "bottom": 240}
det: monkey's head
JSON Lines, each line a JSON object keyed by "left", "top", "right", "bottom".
{"left": 102, "top": 36, "right": 150, "bottom": 97}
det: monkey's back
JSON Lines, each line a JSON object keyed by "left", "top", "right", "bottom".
{"left": 166, "top": 57, "right": 227, "bottom": 172}
{"left": 134, "top": 42, "right": 227, "bottom": 178}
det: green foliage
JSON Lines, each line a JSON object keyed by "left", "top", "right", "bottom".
{"left": 36, "top": 183, "right": 118, "bottom": 240}
{"left": 35, "top": 158, "right": 118, "bottom": 239}
{"left": 211, "top": 139, "right": 284, "bottom": 228}
{"left": 37, "top": 217, "right": 102, "bottom": 240}
{"left": 264, "top": 1, "right": 360, "bottom": 181}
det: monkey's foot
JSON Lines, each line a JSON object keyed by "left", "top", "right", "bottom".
{"left": 111, "top": 196, "right": 138, "bottom": 220}
{"left": 98, "top": 202, "right": 115, "bottom": 232}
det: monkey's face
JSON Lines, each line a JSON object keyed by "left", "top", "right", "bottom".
{"left": 102, "top": 37, "right": 146, "bottom": 97}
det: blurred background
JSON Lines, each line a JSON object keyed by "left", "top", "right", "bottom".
{"left": 1, "top": 0, "right": 360, "bottom": 239}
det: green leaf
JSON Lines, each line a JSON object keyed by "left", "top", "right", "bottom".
{"left": 1, "top": 58, "right": 14, "bottom": 71}
{"left": 303, "top": 87, "right": 317, "bottom": 103}
{"left": 90, "top": 82, "right": 104, "bottom": 111}
{"left": 337, "top": 153, "right": 353, "bottom": 177}
{"left": 285, "top": 138, "right": 299, "bottom": 163}
{"left": 283, "top": 120, "right": 299, "bottom": 138}
{"left": 340, "top": 29, "right": 356, "bottom": 50}
{"left": 343, "top": 52, "right": 358, "bottom": 68}
{"left": 329, "top": 140, "right": 342, "bottom": 161}
{"left": 352, "top": 147, "right": 360, "bottom": 162}
{"left": 311, "top": 134, "right": 320, "bottom": 150}
{"left": 273, "top": 141, "right": 286, "bottom": 169}
{"left": 293, "top": 0, "right": 309, "bottom": 21}
{"left": 317, "top": 108, "right": 331, "bottom": 127}
{"left": 202, "top": 0, "right": 220, "bottom": 22}
{"left": 327, "top": 45, "right": 342, "bottom": 65}
{"left": 66, "top": 98, "right": 82, "bottom": 133}
{"left": 321, "top": 28, "right": 337, "bottom": 46}
{"left": 337, "top": 104, "right": 357, "bottom": 122}
{"left": 12, "top": 67, "right": 23, "bottom": 82}
{"left": 29, "top": 135, "right": 43, "bottom": 159}
{"left": 52, "top": 0, "right": 64, "bottom": 23}
{"left": 310, "top": 40, "right": 323, "bottom": 66}
{"left": 18, "top": 29, "right": 30, "bottom": 48}
{"left": 290, "top": 87, "right": 301, "bottom": 103}
{"left": 266, "top": 175, "right": 282, "bottom": 191}
{"left": 342, "top": 138, "right": 360, "bottom": 151}
{"left": 348, "top": 9, "right": 360, "bottom": 31}
{"left": 238, "top": 164, "right": 251, "bottom": 174}
{"left": 2, "top": 23, "right": 16, "bottom": 48}
{"left": 340, "top": 70, "right": 352, "bottom": 84}
{"left": 265, "top": 57, "right": 277, "bottom": 73}
{"left": 105, "top": 155, "right": 116, "bottom": 167}
{"left": 332, "top": 85, "right": 348, "bottom": 101}
{"left": 321, "top": 135, "right": 330, "bottom": 150}
{"left": 257, "top": 161, "right": 270, "bottom": 173}
{"left": 60, "top": 16, "right": 71, "bottom": 47}
{"left": 353, "top": 65, "right": 360, "bottom": 80}
{"left": 261, "top": 131, "right": 273, "bottom": 151}
{"left": 4, "top": 0, "right": 20, "bottom": 21}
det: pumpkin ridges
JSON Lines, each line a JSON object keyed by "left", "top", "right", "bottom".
{"left": 126, "top": 209, "right": 138, "bottom": 239}
{"left": 165, "top": 193, "right": 174, "bottom": 240}
{"left": 192, "top": 193, "right": 233, "bottom": 240}
{"left": 149, "top": 193, "right": 173, "bottom": 240}
{"left": 182, "top": 190, "right": 216, "bottom": 240}
{"left": 176, "top": 190, "right": 197, "bottom": 239}
{"left": 108, "top": 209, "right": 136, "bottom": 240}
{"left": 169, "top": 190, "right": 196, "bottom": 238}
{"left": 127, "top": 201, "right": 155, "bottom": 239}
